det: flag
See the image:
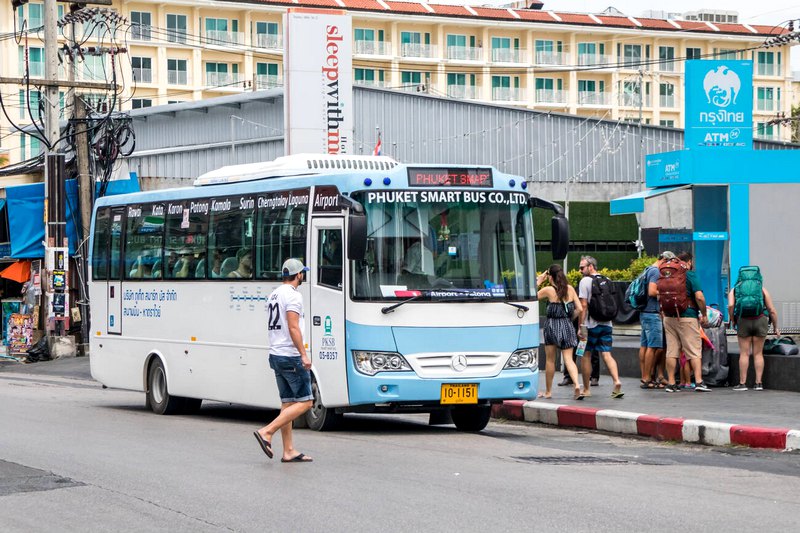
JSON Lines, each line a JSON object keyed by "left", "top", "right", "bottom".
{"left": 372, "top": 134, "right": 382, "bottom": 156}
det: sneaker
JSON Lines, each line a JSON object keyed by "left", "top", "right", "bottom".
{"left": 590, "top": 378, "right": 599, "bottom": 387}
{"left": 665, "top": 384, "right": 680, "bottom": 393}
{"left": 557, "top": 376, "right": 573, "bottom": 387}
{"left": 732, "top": 384, "right": 748, "bottom": 391}
{"left": 695, "top": 382, "right": 712, "bottom": 392}
{"left": 754, "top": 383, "right": 764, "bottom": 391}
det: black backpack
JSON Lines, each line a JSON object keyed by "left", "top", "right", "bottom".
{"left": 588, "top": 274, "right": 619, "bottom": 322}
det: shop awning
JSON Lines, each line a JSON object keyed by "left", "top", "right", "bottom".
{"left": 0, "top": 260, "right": 31, "bottom": 283}
{"left": 5, "top": 179, "right": 80, "bottom": 258}
{"left": 610, "top": 185, "right": 691, "bottom": 216}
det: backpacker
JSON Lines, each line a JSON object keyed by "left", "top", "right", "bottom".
{"left": 625, "top": 267, "right": 652, "bottom": 311}
{"left": 588, "top": 274, "right": 619, "bottom": 322}
{"left": 733, "top": 266, "right": 765, "bottom": 318}
{"left": 657, "top": 259, "right": 692, "bottom": 317}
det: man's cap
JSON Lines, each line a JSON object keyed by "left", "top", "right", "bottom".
{"left": 659, "top": 251, "right": 676, "bottom": 260}
{"left": 282, "top": 258, "right": 309, "bottom": 276}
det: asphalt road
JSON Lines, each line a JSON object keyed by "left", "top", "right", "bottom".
{"left": 2, "top": 358, "right": 800, "bottom": 532}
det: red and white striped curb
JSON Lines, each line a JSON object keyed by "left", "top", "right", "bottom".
{"left": 492, "top": 400, "right": 800, "bottom": 451}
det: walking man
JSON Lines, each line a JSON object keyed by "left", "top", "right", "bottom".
{"left": 639, "top": 256, "right": 666, "bottom": 389}
{"left": 254, "top": 258, "right": 314, "bottom": 463}
{"left": 578, "top": 256, "right": 624, "bottom": 398}
{"left": 658, "top": 252, "right": 711, "bottom": 393}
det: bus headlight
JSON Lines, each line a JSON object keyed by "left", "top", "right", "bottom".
{"left": 504, "top": 348, "right": 537, "bottom": 370}
{"left": 353, "top": 351, "right": 412, "bottom": 376}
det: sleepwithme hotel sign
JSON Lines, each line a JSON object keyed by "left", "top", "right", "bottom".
{"left": 284, "top": 10, "right": 353, "bottom": 155}
{"left": 684, "top": 60, "right": 753, "bottom": 151}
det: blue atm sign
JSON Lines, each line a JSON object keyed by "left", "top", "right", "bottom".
{"left": 685, "top": 60, "right": 752, "bottom": 151}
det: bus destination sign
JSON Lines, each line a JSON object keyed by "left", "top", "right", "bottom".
{"left": 407, "top": 168, "right": 493, "bottom": 188}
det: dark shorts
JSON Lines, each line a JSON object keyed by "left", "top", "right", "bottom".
{"left": 737, "top": 315, "right": 770, "bottom": 338}
{"left": 587, "top": 325, "right": 613, "bottom": 353}
{"left": 269, "top": 354, "right": 313, "bottom": 403}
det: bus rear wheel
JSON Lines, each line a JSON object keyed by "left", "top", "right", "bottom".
{"left": 451, "top": 405, "right": 491, "bottom": 432}
{"left": 146, "top": 358, "right": 182, "bottom": 415}
{"left": 305, "top": 378, "right": 342, "bottom": 431}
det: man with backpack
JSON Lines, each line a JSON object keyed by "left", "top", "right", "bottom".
{"left": 657, "top": 251, "right": 711, "bottom": 393}
{"left": 578, "top": 256, "right": 624, "bottom": 399}
{"left": 728, "top": 266, "right": 780, "bottom": 391}
{"left": 630, "top": 256, "right": 666, "bottom": 389}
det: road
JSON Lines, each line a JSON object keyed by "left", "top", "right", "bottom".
{"left": 1, "top": 358, "right": 800, "bottom": 532}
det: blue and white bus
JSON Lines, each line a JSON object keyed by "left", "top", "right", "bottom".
{"left": 89, "top": 154, "right": 568, "bottom": 431}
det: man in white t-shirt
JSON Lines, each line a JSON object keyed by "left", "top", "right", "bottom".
{"left": 254, "top": 258, "right": 314, "bottom": 463}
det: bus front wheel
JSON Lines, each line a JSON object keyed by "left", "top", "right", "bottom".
{"left": 305, "top": 378, "right": 342, "bottom": 431}
{"left": 451, "top": 405, "right": 491, "bottom": 432}
{"left": 146, "top": 358, "right": 182, "bottom": 415}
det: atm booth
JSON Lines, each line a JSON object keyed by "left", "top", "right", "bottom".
{"left": 611, "top": 60, "right": 800, "bottom": 330}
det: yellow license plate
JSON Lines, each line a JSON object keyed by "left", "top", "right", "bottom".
{"left": 440, "top": 383, "right": 478, "bottom": 405}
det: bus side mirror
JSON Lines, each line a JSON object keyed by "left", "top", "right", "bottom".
{"left": 551, "top": 215, "right": 569, "bottom": 261}
{"left": 348, "top": 211, "right": 367, "bottom": 261}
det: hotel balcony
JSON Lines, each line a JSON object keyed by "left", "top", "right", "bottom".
{"left": 354, "top": 40, "right": 392, "bottom": 55}
{"left": 535, "top": 89, "right": 566, "bottom": 104}
{"left": 492, "top": 48, "right": 526, "bottom": 63}
{"left": 492, "top": 87, "right": 523, "bottom": 102}
{"left": 534, "top": 51, "right": 566, "bottom": 66}
{"left": 400, "top": 43, "right": 437, "bottom": 59}
{"left": 578, "top": 91, "right": 610, "bottom": 106}
{"left": 204, "top": 30, "right": 245, "bottom": 46}
{"left": 447, "top": 46, "right": 482, "bottom": 61}
{"left": 253, "top": 34, "right": 283, "bottom": 50}
{"left": 447, "top": 85, "right": 480, "bottom": 99}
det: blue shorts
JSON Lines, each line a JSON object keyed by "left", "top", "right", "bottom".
{"left": 587, "top": 325, "right": 613, "bottom": 353}
{"left": 269, "top": 354, "right": 313, "bottom": 403}
{"left": 640, "top": 312, "right": 664, "bottom": 348}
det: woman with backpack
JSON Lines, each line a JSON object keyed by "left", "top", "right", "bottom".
{"left": 536, "top": 264, "right": 585, "bottom": 401}
{"left": 728, "top": 266, "right": 780, "bottom": 391}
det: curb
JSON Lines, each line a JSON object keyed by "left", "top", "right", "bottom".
{"left": 492, "top": 400, "right": 800, "bottom": 452}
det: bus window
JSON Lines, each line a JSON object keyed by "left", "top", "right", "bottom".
{"left": 165, "top": 200, "right": 209, "bottom": 279}
{"left": 256, "top": 189, "right": 309, "bottom": 280}
{"left": 124, "top": 204, "right": 165, "bottom": 280}
{"left": 109, "top": 209, "right": 123, "bottom": 280}
{"left": 317, "top": 228, "right": 342, "bottom": 290}
{"left": 208, "top": 196, "right": 254, "bottom": 279}
{"left": 92, "top": 208, "right": 110, "bottom": 280}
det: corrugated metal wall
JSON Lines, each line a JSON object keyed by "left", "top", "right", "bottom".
{"left": 126, "top": 87, "right": 797, "bottom": 183}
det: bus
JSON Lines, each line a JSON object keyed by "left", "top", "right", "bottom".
{"left": 89, "top": 154, "right": 568, "bottom": 432}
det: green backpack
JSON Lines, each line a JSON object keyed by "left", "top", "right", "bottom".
{"left": 733, "top": 266, "right": 765, "bottom": 318}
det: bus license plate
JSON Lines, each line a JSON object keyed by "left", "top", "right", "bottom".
{"left": 440, "top": 383, "right": 478, "bottom": 404}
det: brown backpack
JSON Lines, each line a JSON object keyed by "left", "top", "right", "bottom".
{"left": 657, "top": 259, "right": 692, "bottom": 317}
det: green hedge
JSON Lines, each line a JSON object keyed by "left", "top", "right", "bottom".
{"left": 533, "top": 201, "right": 638, "bottom": 241}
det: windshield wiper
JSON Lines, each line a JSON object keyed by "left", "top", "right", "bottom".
{"left": 503, "top": 301, "right": 529, "bottom": 313}
{"left": 381, "top": 295, "right": 422, "bottom": 314}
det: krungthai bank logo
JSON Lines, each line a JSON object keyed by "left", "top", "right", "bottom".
{"left": 703, "top": 66, "right": 741, "bottom": 108}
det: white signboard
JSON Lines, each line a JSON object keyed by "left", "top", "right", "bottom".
{"left": 284, "top": 10, "right": 353, "bottom": 155}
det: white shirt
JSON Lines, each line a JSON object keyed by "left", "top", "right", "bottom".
{"left": 267, "top": 284, "right": 306, "bottom": 357}
{"left": 579, "top": 275, "right": 612, "bottom": 329}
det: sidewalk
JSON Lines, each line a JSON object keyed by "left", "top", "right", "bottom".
{"left": 493, "top": 372, "right": 800, "bottom": 451}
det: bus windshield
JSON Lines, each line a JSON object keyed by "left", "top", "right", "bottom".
{"left": 350, "top": 190, "right": 535, "bottom": 301}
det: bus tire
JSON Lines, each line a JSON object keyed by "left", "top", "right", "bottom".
{"left": 305, "top": 377, "right": 342, "bottom": 431}
{"left": 451, "top": 405, "right": 491, "bottom": 432}
{"left": 146, "top": 358, "right": 182, "bottom": 415}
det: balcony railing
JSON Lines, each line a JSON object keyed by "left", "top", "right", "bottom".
{"left": 256, "top": 74, "right": 282, "bottom": 90}
{"left": 21, "top": 62, "right": 45, "bottom": 78}
{"left": 447, "top": 46, "right": 482, "bottom": 61}
{"left": 167, "top": 70, "right": 188, "bottom": 85}
{"left": 400, "top": 43, "right": 437, "bottom": 58}
{"left": 131, "top": 24, "right": 151, "bottom": 41}
{"left": 254, "top": 33, "right": 283, "bottom": 49}
{"left": 166, "top": 29, "right": 187, "bottom": 44}
{"left": 659, "top": 94, "right": 676, "bottom": 108}
{"left": 492, "top": 87, "right": 522, "bottom": 101}
{"left": 578, "top": 54, "right": 611, "bottom": 67}
{"left": 354, "top": 79, "right": 386, "bottom": 88}
{"left": 132, "top": 67, "right": 152, "bottom": 83}
{"left": 578, "top": 91, "right": 610, "bottom": 106}
{"left": 205, "top": 30, "right": 244, "bottom": 46}
{"left": 757, "top": 99, "right": 781, "bottom": 112}
{"left": 534, "top": 51, "right": 565, "bottom": 65}
{"left": 657, "top": 61, "right": 676, "bottom": 73}
{"left": 620, "top": 93, "right": 652, "bottom": 107}
{"left": 492, "top": 48, "right": 525, "bottom": 63}
{"left": 354, "top": 40, "right": 391, "bottom": 55}
{"left": 447, "top": 85, "right": 479, "bottom": 99}
{"left": 206, "top": 72, "right": 241, "bottom": 88}
{"left": 757, "top": 64, "right": 779, "bottom": 76}
{"left": 535, "top": 89, "right": 566, "bottom": 104}
{"left": 756, "top": 130, "right": 780, "bottom": 140}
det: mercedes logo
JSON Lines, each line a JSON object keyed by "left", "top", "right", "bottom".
{"left": 451, "top": 354, "right": 468, "bottom": 372}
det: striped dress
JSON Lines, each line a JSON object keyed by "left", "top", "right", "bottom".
{"left": 543, "top": 301, "right": 579, "bottom": 349}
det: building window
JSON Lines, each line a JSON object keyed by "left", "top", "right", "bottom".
{"left": 659, "top": 83, "right": 675, "bottom": 107}
{"left": 255, "top": 21, "right": 280, "bottom": 48}
{"left": 206, "top": 62, "right": 239, "bottom": 87}
{"left": 257, "top": 62, "right": 281, "bottom": 89}
{"left": 206, "top": 18, "right": 239, "bottom": 44}
{"left": 166, "top": 14, "right": 187, "bottom": 44}
{"left": 131, "top": 57, "right": 152, "bottom": 83}
{"left": 660, "top": 120, "right": 675, "bottom": 128}
{"left": 401, "top": 71, "right": 423, "bottom": 85}
{"left": 658, "top": 46, "right": 675, "bottom": 71}
{"left": 167, "top": 59, "right": 188, "bottom": 85}
{"left": 81, "top": 55, "right": 105, "bottom": 81}
{"left": 686, "top": 47, "right": 702, "bottom": 60}
{"left": 18, "top": 89, "right": 41, "bottom": 120}
{"left": 18, "top": 46, "right": 45, "bottom": 77}
{"left": 577, "top": 42, "right": 605, "bottom": 65}
{"left": 20, "top": 134, "right": 42, "bottom": 160}
{"left": 757, "top": 87, "right": 780, "bottom": 112}
{"left": 132, "top": 99, "right": 153, "bottom": 109}
{"left": 400, "top": 31, "right": 431, "bottom": 57}
{"left": 622, "top": 44, "right": 642, "bottom": 68}
{"left": 714, "top": 48, "right": 738, "bottom": 60}
{"left": 756, "top": 122, "right": 777, "bottom": 139}
{"left": 130, "top": 11, "right": 151, "bottom": 41}
{"left": 756, "top": 51, "right": 780, "bottom": 77}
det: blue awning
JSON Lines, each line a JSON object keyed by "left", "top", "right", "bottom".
{"left": 95, "top": 172, "right": 140, "bottom": 197}
{"left": 610, "top": 185, "right": 691, "bottom": 216}
{"left": 5, "top": 180, "right": 80, "bottom": 258}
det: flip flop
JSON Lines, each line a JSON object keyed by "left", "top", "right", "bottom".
{"left": 281, "top": 453, "right": 313, "bottom": 463}
{"left": 574, "top": 389, "right": 585, "bottom": 400}
{"left": 253, "top": 431, "right": 273, "bottom": 459}
{"left": 611, "top": 390, "right": 624, "bottom": 399}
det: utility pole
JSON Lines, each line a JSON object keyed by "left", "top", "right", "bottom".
{"left": 74, "top": 95, "right": 92, "bottom": 355}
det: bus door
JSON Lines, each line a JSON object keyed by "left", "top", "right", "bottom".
{"left": 107, "top": 207, "right": 124, "bottom": 335}
{"left": 309, "top": 217, "right": 348, "bottom": 406}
